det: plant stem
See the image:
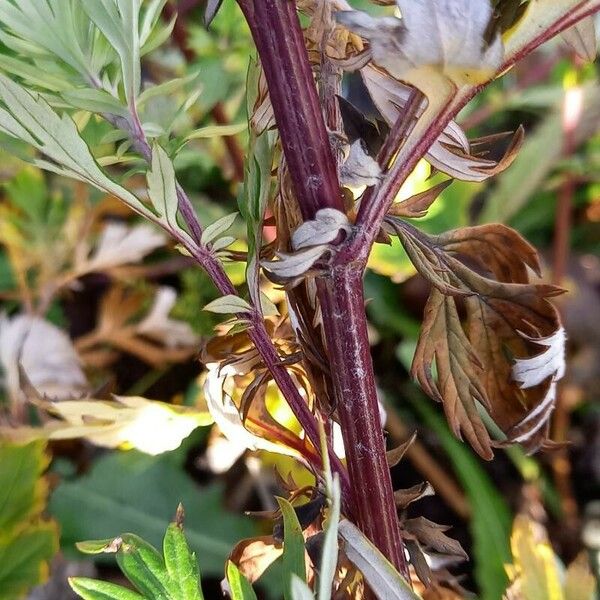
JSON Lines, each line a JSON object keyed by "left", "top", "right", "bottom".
{"left": 236, "top": 0, "right": 344, "bottom": 221}
{"left": 317, "top": 268, "right": 408, "bottom": 575}
{"left": 237, "top": 0, "right": 407, "bottom": 575}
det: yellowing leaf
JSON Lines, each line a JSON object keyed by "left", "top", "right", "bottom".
{"left": 3, "top": 396, "right": 212, "bottom": 455}
{"left": 504, "top": 516, "right": 596, "bottom": 600}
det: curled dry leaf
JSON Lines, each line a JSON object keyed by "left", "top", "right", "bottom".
{"left": 136, "top": 287, "right": 199, "bottom": 348}
{"left": 339, "top": 139, "right": 382, "bottom": 188}
{"left": 0, "top": 313, "right": 87, "bottom": 402}
{"left": 387, "top": 180, "right": 453, "bottom": 219}
{"left": 336, "top": 0, "right": 504, "bottom": 86}
{"left": 264, "top": 209, "right": 351, "bottom": 280}
{"left": 202, "top": 322, "right": 316, "bottom": 463}
{"left": 402, "top": 517, "right": 468, "bottom": 561}
{"left": 561, "top": 15, "right": 598, "bottom": 62}
{"left": 394, "top": 482, "right": 435, "bottom": 509}
{"left": 228, "top": 537, "right": 283, "bottom": 584}
{"left": 360, "top": 66, "right": 524, "bottom": 182}
{"left": 390, "top": 221, "right": 565, "bottom": 457}
{"left": 85, "top": 222, "right": 166, "bottom": 272}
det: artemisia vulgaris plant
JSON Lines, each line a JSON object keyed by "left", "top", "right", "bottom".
{"left": 0, "top": 0, "right": 598, "bottom": 598}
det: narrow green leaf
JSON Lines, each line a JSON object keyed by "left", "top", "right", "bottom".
{"left": 163, "top": 522, "right": 204, "bottom": 600}
{"left": 82, "top": 0, "right": 141, "bottom": 105}
{"left": 338, "top": 520, "right": 422, "bottom": 600}
{"left": 75, "top": 538, "right": 120, "bottom": 555}
{"left": 203, "top": 295, "right": 252, "bottom": 315}
{"left": 226, "top": 561, "right": 258, "bottom": 600}
{"left": 276, "top": 497, "right": 307, "bottom": 600}
{"left": 318, "top": 476, "right": 341, "bottom": 600}
{"left": 0, "top": 74, "right": 151, "bottom": 219}
{"left": 183, "top": 123, "right": 246, "bottom": 143}
{"left": 61, "top": 88, "right": 127, "bottom": 117}
{"left": 290, "top": 575, "right": 315, "bottom": 600}
{"left": 200, "top": 212, "right": 238, "bottom": 246}
{"left": 115, "top": 533, "right": 174, "bottom": 598}
{"left": 69, "top": 577, "right": 145, "bottom": 600}
{"left": 147, "top": 144, "right": 181, "bottom": 234}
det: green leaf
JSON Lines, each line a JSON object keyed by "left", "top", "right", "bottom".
{"left": 227, "top": 561, "right": 258, "bottom": 600}
{"left": 276, "top": 498, "right": 306, "bottom": 600}
{"left": 82, "top": 0, "right": 141, "bottom": 105}
{"left": 49, "top": 447, "right": 255, "bottom": 576}
{"left": 0, "top": 440, "right": 48, "bottom": 532}
{"left": 0, "top": 441, "right": 59, "bottom": 599}
{"left": 318, "top": 476, "right": 341, "bottom": 600}
{"left": 183, "top": 123, "right": 247, "bottom": 143}
{"left": 290, "top": 575, "right": 315, "bottom": 600}
{"left": 147, "top": 144, "right": 184, "bottom": 236}
{"left": 163, "top": 521, "right": 204, "bottom": 600}
{"left": 203, "top": 295, "right": 252, "bottom": 315}
{"left": 0, "top": 73, "right": 151, "bottom": 218}
{"left": 200, "top": 212, "right": 238, "bottom": 246}
{"left": 338, "top": 520, "right": 422, "bottom": 600}
{"left": 62, "top": 88, "right": 128, "bottom": 117}
{"left": 116, "top": 533, "right": 174, "bottom": 598}
{"left": 69, "top": 577, "right": 145, "bottom": 600}
{"left": 0, "top": 521, "right": 59, "bottom": 600}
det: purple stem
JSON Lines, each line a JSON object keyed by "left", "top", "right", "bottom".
{"left": 236, "top": 0, "right": 344, "bottom": 221}
{"left": 237, "top": 0, "right": 408, "bottom": 575}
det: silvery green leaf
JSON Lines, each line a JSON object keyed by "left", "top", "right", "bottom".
{"left": 139, "top": 0, "right": 167, "bottom": 47}
{"left": 82, "top": 0, "right": 141, "bottom": 105}
{"left": 211, "top": 236, "right": 237, "bottom": 252}
{"left": 137, "top": 74, "right": 199, "bottom": 108}
{"left": 318, "top": 475, "right": 341, "bottom": 600}
{"left": 562, "top": 15, "right": 598, "bottom": 62}
{"left": 146, "top": 144, "right": 191, "bottom": 239}
{"left": 259, "top": 293, "right": 279, "bottom": 318}
{"left": 337, "top": 0, "right": 504, "bottom": 84}
{"left": 183, "top": 123, "right": 247, "bottom": 143}
{"left": 290, "top": 576, "right": 315, "bottom": 600}
{"left": 0, "top": 73, "right": 150, "bottom": 218}
{"left": 200, "top": 212, "right": 238, "bottom": 246}
{"left": 62, "top": 88, "right": 128, "bottom": 116}
{"left": 338, "top": 520, "right": 422, "bottom": 600}
{"left": 203, "top": 295, "right": 253, "bottom": 315}
{"left": 340, "top": 140, "right": 382, "bottom": 188}
{"left": 262, "top": 245, "right": 328, "bottom": 279}
{"left": 0, "top": 0, "right": 90, "bottom": 77}
{"left": 291, "top": 209, "right": 351, "bottom": 251}
{"left": 0, "top": 54, "right": 69, "bottom": 92}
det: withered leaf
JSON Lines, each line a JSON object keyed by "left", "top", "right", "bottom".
{"left": 386, "top": 431, "right": 417, "bottom": 467}
{"left": 403, "top": 517, "right": 468, "bottom": 560}
{"left": 394, "top": 482, "right": 435, "bottom": 509}
{"left": 413, "top": 289, "right": 494, "bottom": 459}
{"left": 393, "top": 221, "right": 565, "bottom": 457}
{"left": 387, "top": 180, "right": 452, "bottom": 219}
{"left": 561, "top": 15, "right": 598, "bottom": 62}
{"left": 229, "top": 536, "right": 283, "bottom": 584}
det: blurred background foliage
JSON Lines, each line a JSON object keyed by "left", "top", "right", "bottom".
{"left": 0, "top": 1, "right": 598, "bottom": 599}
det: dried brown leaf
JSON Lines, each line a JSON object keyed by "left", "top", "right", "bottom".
{"left": 229, "top": 536, "right": 282, "bottom": 583}
{"left": 394, "top": 482, "right": 435, "bottom": 509}
{"left": 386, "top": 431, "right": 417, "bottom": 467}
{"left": 387, "top": 180, "right": 452, "bottom": 219}
{"left": 403, "top": 517, "right": 468, "bottom": 560}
